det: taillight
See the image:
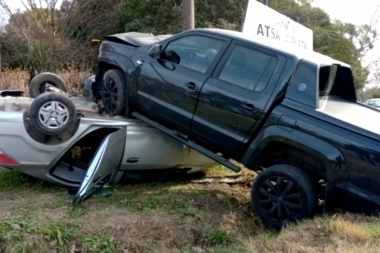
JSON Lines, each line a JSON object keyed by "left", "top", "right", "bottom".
{"left": 0, "top": 151, "right": 19, "bottom": 165}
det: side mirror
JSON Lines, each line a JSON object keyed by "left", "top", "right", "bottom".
{"left": 149, "top": 44, "right": 162, "bottom": 59}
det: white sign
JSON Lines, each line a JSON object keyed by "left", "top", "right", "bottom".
{"left": 242, "top": 0, "right": 313, "bottom": 51}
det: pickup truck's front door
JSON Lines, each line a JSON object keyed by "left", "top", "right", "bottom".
{"left": 136, "top": 34, "right": 230, "bottom": 134}
{"left": 191, "top": 42, "right": 281, "bottom": 157}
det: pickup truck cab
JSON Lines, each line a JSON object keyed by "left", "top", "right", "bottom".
{"left": 93, "top": 28, "right": 380, "bottom": 229}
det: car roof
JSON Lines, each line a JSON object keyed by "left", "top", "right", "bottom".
{"left": 190, "top": 28, "right": 350, "bottom": 68}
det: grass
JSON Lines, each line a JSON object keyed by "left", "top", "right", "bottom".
{"left": 1, "top": 167, "right": 380, "bottom": 252}
{"left": 2, "top": 69, "right": 380, "bottom": 251}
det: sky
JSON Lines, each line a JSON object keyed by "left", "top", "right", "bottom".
{"left": 1, "top": 0, "right": 380, "bottom": 84}
{"left": 312, "top": 0, "right": 380, "bottom": 86}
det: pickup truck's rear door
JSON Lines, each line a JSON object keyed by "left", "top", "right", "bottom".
{"left": 73, "top": 128, "right": 126, "bottom": 204}
{"left": 191, "top": 42, "right": 282, "bottom": 157}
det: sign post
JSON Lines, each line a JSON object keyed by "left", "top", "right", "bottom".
{"left": 243, "top": 0, "right": 313, "bottom": 50}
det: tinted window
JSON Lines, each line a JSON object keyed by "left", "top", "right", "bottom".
{"left": 218, "top": 45, "right": 278, "bottom": 91}
{"left": 161, "top": 35, "right": 225, "bottom": 73}
{"left": 287, "top": 61, "right": 318, "bottom": 108}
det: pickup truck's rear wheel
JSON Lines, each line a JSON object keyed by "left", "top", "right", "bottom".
{"left": 30, "top": 92, "right": 77, "bottom": 136}
{"left": 101, "top": 69, "right": 128, "bottom": 117}
{"left": 251, "top": 164, "right": 317, "bottom": 230}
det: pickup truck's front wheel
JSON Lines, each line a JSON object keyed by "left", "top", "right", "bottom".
{"left": 101, "top": 69, "right": 129, "bottom": 117}
{"left": 251, "top": 164, "right": 317, "bottom": 230}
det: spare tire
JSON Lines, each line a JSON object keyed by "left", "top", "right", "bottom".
{"left": 30, "top": 92, "right": 77, "bottom": 136}
{"left": 29, "top": 72, "right": 68, "bottom": 98}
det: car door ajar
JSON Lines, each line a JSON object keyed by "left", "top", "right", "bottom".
{"left": 191, "top": 42, "right": 281, "bottom": 158}
{"left": 136, "top": 34, "right": 230, "bottom": 134}
{"left": 73, "top": 128, "right": 126, "bottom": 204}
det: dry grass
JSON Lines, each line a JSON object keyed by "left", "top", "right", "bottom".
{"left": 1, "top": 168, "right": 380, "bottom": 253}
{"left": 0, "top": 68, "right": 93, "bottom": 96}
{"left": 0, "top": 69, "right": 30, "bottom": 92}
{"left": 327, "top": 215, "right": 372, "bottom": 242}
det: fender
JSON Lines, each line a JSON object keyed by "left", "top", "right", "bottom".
{"left": 241, "top": 124, "right": 346, "bottom": 172}
{"left": 96, "top": 50, "right": 137, "bottom": 105}
{"left": 97, "top": 51, "right": 135, "bottom": 82}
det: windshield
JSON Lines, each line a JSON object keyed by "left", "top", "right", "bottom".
{"left": 374, "top": 100, "right": 380, "bottom": 107}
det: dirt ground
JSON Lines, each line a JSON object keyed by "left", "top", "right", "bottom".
{"left": 0, "top": 166, "right": 380, "bottom": 253}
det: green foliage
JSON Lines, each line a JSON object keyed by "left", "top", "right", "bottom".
{"left": 120, "top": 0, "right": 248, "bottom": 34}
{"left": 0, "top": 215, "right": 115, "bottom": 252}
{"left": 371, "top": 59, "right": 380, "bottom": 84}
{"left": 83, "top": 228, "right": 115, "bottom": 253}
{"left": 118, "top": 0, "right": 374, "bottom": 89}
{"left": 267, "top": 0, "right": 376, "bottom": 89}
{"left": 0, "top": 0, "right": 376, "bottom": 89}
{"left": 0, "top": 170, "right": 62, "bottom": 192}
{"left": 0, "top": 34, "right": 29, "bottom": 69}
{"left": 4, "top": 8, "right": 64, "bottom": 73}
{"left": 194, "top": 0, "right": 248, "bottom": 30}
{"left": 120, "top": 0, "right": 182, "bottom": 34}
{"left": 207, "top": 230, "right": 231, "bottom": 245}
{"left": 363, "top": 86, "right": 380, "bottom": 99}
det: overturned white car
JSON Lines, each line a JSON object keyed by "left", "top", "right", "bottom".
{"left": 0, "top": 73, "right": 216, "bottom": 203}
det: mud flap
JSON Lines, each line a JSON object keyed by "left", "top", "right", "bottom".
{"left": 73, "top": 127, "right": 126, "bottom": 204}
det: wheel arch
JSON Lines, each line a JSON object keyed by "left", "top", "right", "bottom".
{"left": 94, "top": 53, "right": 135, "bottom": 100}
{"left": 242, "top": 125, "right": 346, "bottom": 178}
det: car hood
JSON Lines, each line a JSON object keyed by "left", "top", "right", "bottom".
{"left": 104, "top": 32, "right": 173, "bottom": 47}
{"left": 318, "top": 95, "right": 380, "bottom": 137}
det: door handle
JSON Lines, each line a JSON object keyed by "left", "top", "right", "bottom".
{"left": 243, "top": 103, "right": 255, "bottom": 111}
{"left": 186, "top": 82, "right": 199, "bottom": 90}
{"left": 127, "top": 157, "right": 140, "bottom": 163}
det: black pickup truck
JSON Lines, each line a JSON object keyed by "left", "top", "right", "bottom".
{"left": 92, "top": 28, "right": 380, "bottom": 229}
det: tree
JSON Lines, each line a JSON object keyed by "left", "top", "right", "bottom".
{"left": 0, "top": 0, "right": 376, "bottom": 91}
{"left": 371, "top": 59, "right": 380, "bottom": 84}
{"left": 119, "top": 0, "right": 248, "bottom": 34}
{"left": 60, "top": 0, "right": 123, "bottom": 42}
{"left": 0, "top": 0, "right": 78, "bottom": 75}
{"left": 267, "top": 0, "right": 377, "bottom": 90}
{"left": 120, "top": 0, "right": 182, "bottom": 34}
{"left": 0, "top": 32, "right": 29, "bottom": 69}
{"left": 58, "top": 0, "right": 124, "bottom": 71}
{"left": 0, "top": 0, "right": 119, "bottom": 74}
{"left": 118, "top": 0, "right": 375, "bottom": 89}
{"left": 362, "top": 86, "right": 380, "bottom": 100}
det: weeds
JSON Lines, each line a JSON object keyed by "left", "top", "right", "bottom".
{"left": 207, "top": 230, "right": 230, "bottom": 245}
{"left": 0, "top": 215, "right": 115, "bottom": 252}
{"left": 0, "top": 170, "right": 61, "bottom": 192}
{"left": 83, "top": 229, "right": 115, "bottom": 253}
{"left": 69, "top": 206, "right": 86, "bottom": 218}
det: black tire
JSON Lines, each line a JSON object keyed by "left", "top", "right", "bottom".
{"left": 251, "top": 164, "right": 317, "bottom": 230}
{"left": 30, "top": 92, "right": 77, "bottom": 136}
{"left": 29, "top": 72, "right": 68, "bottom": 98}
{"left": 101, "top": 69, "right": 129, "bottom": 116}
